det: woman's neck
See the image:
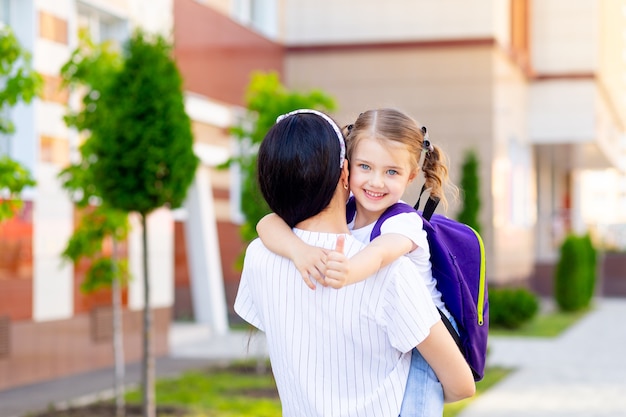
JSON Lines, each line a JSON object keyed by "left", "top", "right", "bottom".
{"left": 296, "top": 193, "right": 350, "bottom": 234}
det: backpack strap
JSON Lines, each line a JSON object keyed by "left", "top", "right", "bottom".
{"left": 370, "top": 202, "right": 416, "bottom": 240}
{"left": 346, "top": 196, "right": 357, "bottom": 223}
{"left": 414, "top": 184, "right": 440, "bottom": 222}
{"left": 438, "top": 308, "right": 463, "bottom": 353}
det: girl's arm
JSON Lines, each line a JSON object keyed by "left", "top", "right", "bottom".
{"left": 324, "top": 233, "right": 416, "bottom": 288}
{"left": 256, "top": 213, "right": 328, "bottom": 289}
{"left": 416, "top": 321, "right": 476, "bottom": 402}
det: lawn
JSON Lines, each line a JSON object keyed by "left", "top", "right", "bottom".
{"left": 489, "top": 307, "right": 590, "bottom": 338}
{"left": 125, "top": 361, "right": 281, "bottom": 417}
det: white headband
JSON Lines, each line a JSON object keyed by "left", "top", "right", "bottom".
{"left": 276, "top": 109, "right": 346, "bottom": 168}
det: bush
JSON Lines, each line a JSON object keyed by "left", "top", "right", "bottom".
{"left": 489, "top": 287, "right": 539, "bottom": 329}
{"left": 554, "top": 233, "right": 597, "bottom": 312}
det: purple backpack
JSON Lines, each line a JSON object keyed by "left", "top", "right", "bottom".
{"left": 346, "top": 194, "right": 489, "bottom": 381}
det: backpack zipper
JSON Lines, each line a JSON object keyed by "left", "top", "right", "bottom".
{"left": 468, "top": 226, "right": 486, "bottom": 326}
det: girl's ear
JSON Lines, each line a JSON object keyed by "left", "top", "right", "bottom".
{"left": 407, "top": 167, "right": 419, "bottom": 183}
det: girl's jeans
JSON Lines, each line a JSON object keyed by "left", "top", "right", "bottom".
{"left": 399, "top": 314, "right": 459, "bottom": 417}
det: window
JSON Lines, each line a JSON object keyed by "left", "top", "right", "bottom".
{"left": 232, "top": 0, "right": 277, "bottom": 39}
{"left": 76, "top": 1, "right": 128, "bottom": 46}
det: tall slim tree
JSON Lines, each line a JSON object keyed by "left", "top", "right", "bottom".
{"left": 59, "top": 32, "right": 129, "bottom": 417}
{"left": 85, "top": 30, "right": 199, "bottom": 417}
{"left": 457, "top": 149, "right": 482, "bottom": 234}
{"left": 0, "top": 26, "right": 41, "bottom": 222}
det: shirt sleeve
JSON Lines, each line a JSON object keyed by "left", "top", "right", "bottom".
{"left": 233, "top": 239, "right": 265, "bottom": 332}
{"left": 379, "top": 211, "right": 428, "bottom": 250}
{"left": 378, "top": 257, "right": 439, "bottom": 353}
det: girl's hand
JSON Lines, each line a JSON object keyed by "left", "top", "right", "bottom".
{"left": 324, "top": 235, "right": 353, "bottom": 289}
{"left": 293, "top": 246, "right": 329, "bottom": 290}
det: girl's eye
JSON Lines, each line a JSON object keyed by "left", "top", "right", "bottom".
{"left": 359, "top": 164, "right": 371, "bottom": 170}
{"left": 387, "top": 169, "right": 398, "bottom": 176}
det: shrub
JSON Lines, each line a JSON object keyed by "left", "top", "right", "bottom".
{"left": 554, "top": 233, "right": 597, "bottom": 312}
{"left": 489, "top": 287, "right": 539, "bottom": 329}
{"left": 457, "top": 149, "right": 482, "bottom": 234}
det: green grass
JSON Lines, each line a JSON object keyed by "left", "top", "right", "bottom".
{"left": 125, "top": 362, "right": 281, "bottom": 417}
{"left": 489, "top": 308, "right": 590, "bottom": 338}
{"left": 122, "top": 361, "right": 511, "bottom": 417}
{"left": 443, "top": 366, "right": 511, "bottom": 417}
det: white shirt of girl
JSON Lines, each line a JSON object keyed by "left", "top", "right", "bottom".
{"left": 348, "top": 207, "right": 450, "bottom": 316}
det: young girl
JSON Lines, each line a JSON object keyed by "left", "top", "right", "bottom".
{"left": 257, "top": 108, "right": 460, "bottom": 416}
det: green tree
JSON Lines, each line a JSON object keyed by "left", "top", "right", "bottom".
{"left": 82, "top": 30, "right": 198, "bottom": 417}
{"left": 0, "top": 26, "right": 42, "bottom": 221}
{"left": 228, "top": 72, "right": 335, "bottom": 245}
{"left": 59, "top": 31, "right": 130, "bottom": 417}
{"left": 457, "top": 149, "right": 482, "bottom": 234}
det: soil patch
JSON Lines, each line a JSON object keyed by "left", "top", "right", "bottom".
{"left": 29, "top": 403, "right": 187, "bottom": 417}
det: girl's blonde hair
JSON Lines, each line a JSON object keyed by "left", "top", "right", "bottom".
{"left": 344, "top": 108, "right": 456, "bottom": 209}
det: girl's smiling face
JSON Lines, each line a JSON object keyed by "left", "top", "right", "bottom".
{"left": 349, "top": 136, "right": 417, "bottom": 227}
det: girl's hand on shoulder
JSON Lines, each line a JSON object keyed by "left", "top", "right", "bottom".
{"left": 293, "top": 246, "right": 329, "bottom": 289}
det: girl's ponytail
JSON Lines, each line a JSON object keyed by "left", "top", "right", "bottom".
{"left": 421, "top": 132, "right": 457, "bottom": 210}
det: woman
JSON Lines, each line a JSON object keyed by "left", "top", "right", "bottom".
{"left": 234, "top": 109, "right": 474, "bottom": 416}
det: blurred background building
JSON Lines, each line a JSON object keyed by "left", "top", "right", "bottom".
{"left": 1, "top": 0, "right": 625, "bottom": 391}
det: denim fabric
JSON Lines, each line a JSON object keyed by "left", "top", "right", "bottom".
{"left": 399, "top": 315, "right": 459, "bottom": 417}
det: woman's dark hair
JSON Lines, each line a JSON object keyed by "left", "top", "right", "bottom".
{"left": 257, "top": 112, "right": 343, "bottom": 227}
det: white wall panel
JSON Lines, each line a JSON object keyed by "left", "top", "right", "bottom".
{"left": 32, "top": 163, "right": 74, "bottom": 321}
{"left": 531, "top": 0, "right": 598, "bottom": 73}
{"left": 128, "top": 0, "right": 173, "bottom": 37}
{"left": 36, "top": 101, "right": 70, "bottom": 139}
{"left": 283, "top": 0, "right": 497, "bottom": 44}
{"left": 128, "top": 208, "right": 174, "bottom": 310}
{"left": 529, "top": 80, "right": 595, "bottom": 143}
{"left": 34, "top": 39, "right": 72, "bottom": 74}
{"left": 35, "top": 0, "right": 72, "bottom": 17}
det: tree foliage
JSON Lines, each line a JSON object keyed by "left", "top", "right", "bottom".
{"left": 227, "top": 72, "right": 336, "bottom": 244}
{"left": 89, "top": 30, "right": 198, "bottom": 215}
{"left": 0, "top": 25, "right": 41, "bottom": 222}
{"left": 0, "top": 25, "right": 42, "bottom": 133}
{"left": 0, "top": 156, "right": 35, "bottom": 219}
{"left": 457, "top": 149, "right": 482, "bottom": 234}
{"left": 59, "top": 30, "right": 129, "bottom": 290}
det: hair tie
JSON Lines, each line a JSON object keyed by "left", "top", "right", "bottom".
{"left": 277, "top": 109, "right": 346, "bottom": 168}
{"left": 421, "top": 126, "right": 434, "bottom": 153}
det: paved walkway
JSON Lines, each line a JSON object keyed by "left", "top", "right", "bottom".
{"left": 459, "top": 297, "right": 626, "bottom": 417}
{"left": 1, "top": 297, "right": 624, "bottom": 417}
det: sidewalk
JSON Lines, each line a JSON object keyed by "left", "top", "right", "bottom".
{"left": 458, "top": 297, "right": 626, "bottom": 417}
{"left": 1, "top": 298, "right": 624, "bottom": 417}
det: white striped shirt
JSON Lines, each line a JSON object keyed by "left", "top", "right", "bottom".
{"left": 234, "top": 229, "right": 439, "bottom": 417}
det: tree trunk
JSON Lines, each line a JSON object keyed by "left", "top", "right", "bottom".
{"left": 112, "top": 239, "right": 126, "bottom": 417}
{"left": 140, "top": 214, "right": 155, "bottom": 417}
